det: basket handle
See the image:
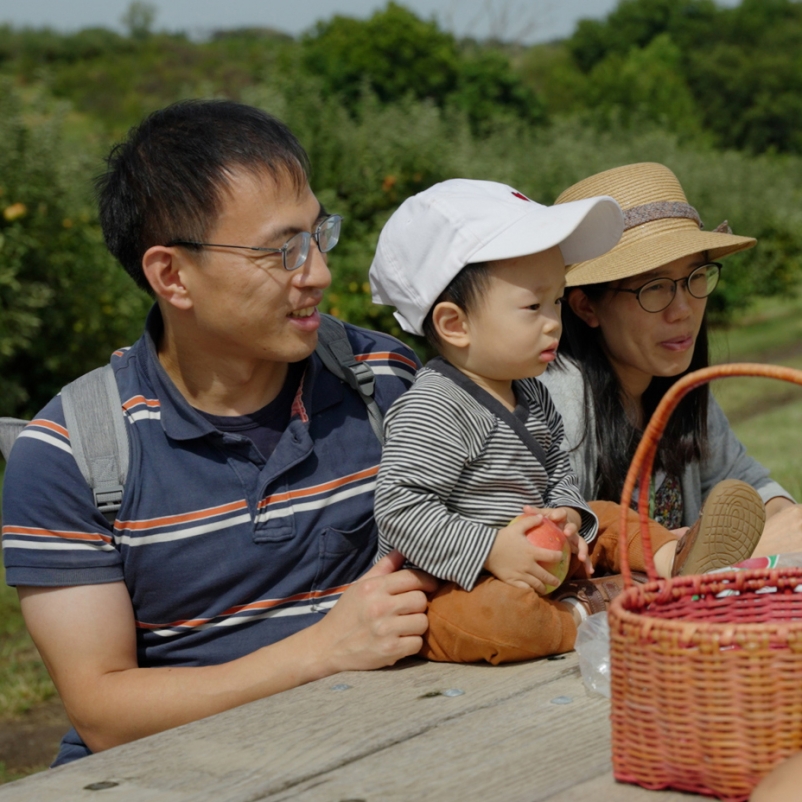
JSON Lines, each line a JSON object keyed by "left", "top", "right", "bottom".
{"left": 618, "top": 362, "right": 802, "bottom": 587}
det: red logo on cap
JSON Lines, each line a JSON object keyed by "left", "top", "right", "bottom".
{"left": 511, "top": 191, "right": 531, "bottom": 201}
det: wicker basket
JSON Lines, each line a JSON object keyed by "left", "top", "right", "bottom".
{"left": 609, "top": 363, "right": 802, "bottom": 801}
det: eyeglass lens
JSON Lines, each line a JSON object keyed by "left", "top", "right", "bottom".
{"left": 283, "top": 216, "right": 342, "bottom": 270}
{"left": 638, "top": 264, "right": 720, "bottom": 312}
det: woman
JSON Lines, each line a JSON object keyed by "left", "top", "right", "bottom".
{"left": 541, "top": 162, "right": 801, "bottom": 554}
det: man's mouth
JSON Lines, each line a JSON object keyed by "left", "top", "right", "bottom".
{"left": 289, "top": 306, "right": 317, "bottom": 318}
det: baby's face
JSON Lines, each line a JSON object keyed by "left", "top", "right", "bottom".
{"left": 465, "top": 246, "right": 565, "bottom": 382}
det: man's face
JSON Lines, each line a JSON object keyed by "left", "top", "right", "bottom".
{"left": 176, "top": 168, "right": 332, "bottom": 366}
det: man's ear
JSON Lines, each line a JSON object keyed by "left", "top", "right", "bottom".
{"left": 567, "top": 288, "right": 600, "bottom": 329}
{"left": 142, "top": 246, "right": 193, "bottom": 310}
{"left": 431, "top": 302, "right": 470, "bottom": 349}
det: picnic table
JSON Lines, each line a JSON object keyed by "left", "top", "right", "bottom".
{"left": 0, "top": 652, "right": 708, "bottom": 802}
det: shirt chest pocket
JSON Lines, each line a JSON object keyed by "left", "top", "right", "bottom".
{"left": 312, "top": 514, "right": 378, "bottom": 593}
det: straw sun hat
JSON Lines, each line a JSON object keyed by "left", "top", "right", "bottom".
{"left": 555, "top": 162, "right": 756, "bottom": 286}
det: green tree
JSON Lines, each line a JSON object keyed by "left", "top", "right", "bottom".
{"left": 301, "top": 3, "right": 460, "bottom": 108}
{"left": 121, "top": 2, "right": 157, "bottom": 41}
{"left": 0, "top": 83, "right": 150, "bottom": 417}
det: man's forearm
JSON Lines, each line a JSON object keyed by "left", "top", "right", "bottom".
{"left": 65, "top": 624, "right": 330, "bottom": 752}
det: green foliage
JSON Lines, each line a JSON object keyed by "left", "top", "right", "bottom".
{"left": 0, "top": 1, "right": 800, "bottom": 405}
{"left": 121, "top": 2, "right": 157, "bottom": 41}
{"left": 302, "top": 3, "right": 460, "bottom": 108}
{"left": 300, "top": 3, "right": 544, "bottom": 134}
{"left": 0, "top": 82, "right": 150, "bottom": 418}
{"left": 553, "top": 0, "right": 802, "bottom": 155}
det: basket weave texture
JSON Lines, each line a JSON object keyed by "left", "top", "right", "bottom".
{"left": 609, "top": 363, "right": 802, "bottom": 801}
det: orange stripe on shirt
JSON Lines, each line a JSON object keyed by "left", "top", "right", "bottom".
{"left": 356, "top": 351, "right": 418, "bottom": 370}
{"left": 1, "top": 525, "right": 112, "bottom": 543}
{"left": 115, "top": 499, "right": 249, "bottom": 531}
{"left": 122, "top": 395, "right": 161, "bottom": 411}
{"left": 257, "top": 465, "right": 378, "bottom": 509}
{"left": 136, "top": 583, "right": 352, "bottom": 630}
{"left": 27, "top": 419, "right": 70, "bottom": 439}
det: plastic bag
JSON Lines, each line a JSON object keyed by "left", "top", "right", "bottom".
{"left": 574, "top": 611, "right": 610, "bottom": 698}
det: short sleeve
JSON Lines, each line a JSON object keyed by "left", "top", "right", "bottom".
{"left": 2, "top": 395, "right": 123, "bottom": 587}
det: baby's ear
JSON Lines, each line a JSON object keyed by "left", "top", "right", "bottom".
{"left": 432, "top": 301, "right": 470, "bottom": 348}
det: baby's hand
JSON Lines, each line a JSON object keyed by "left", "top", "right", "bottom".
{"left": 523, "top": 505, "right": 593, "bottom": 577}
{"left": 484, "top": 513, "right": 564, "bottom": 595}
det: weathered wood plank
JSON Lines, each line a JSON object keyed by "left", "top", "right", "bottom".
{"left": 0, "top": 654, "right": 707, "bottom": 802}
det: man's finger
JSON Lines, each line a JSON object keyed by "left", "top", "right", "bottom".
{"left": 380, "top": 567, "right": 439, "bottom": 595}
{"left": 361, "top": 549, "right": 405, "bottom": 579}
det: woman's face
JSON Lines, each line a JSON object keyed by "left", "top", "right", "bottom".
{"left": 569, "top": 252, "right": 709, "bottom": 399}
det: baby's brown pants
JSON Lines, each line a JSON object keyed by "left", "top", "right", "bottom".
{"left": 420, "top": 501, "right": 677, "bottom": 665}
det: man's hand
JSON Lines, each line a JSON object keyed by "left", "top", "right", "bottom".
{"left": 16, "top": 555, "right": 437, "bottom": 754}
{"left": 484, "top": 513, "right": 563, "bottom": 594}
{"left": 313, "top": 550, "right": 437, "bottom": 674}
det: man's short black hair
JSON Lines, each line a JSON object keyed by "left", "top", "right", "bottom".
{"left": 421, "top": 262, "right": 490, "bottom": 350}
{"left": 96, "top": 99, "right": 311, "bottom": 293}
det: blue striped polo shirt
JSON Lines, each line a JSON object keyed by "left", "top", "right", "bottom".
{"left": 2, "top": 308, "right": 419, "bottom": 671}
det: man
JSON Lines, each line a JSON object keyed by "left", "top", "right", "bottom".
{"left": 1, "top": 100, "right": 434, "bottom": 764}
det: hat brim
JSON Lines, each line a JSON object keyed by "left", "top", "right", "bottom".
{"left": 565, "top": 228, "right": 756, "bottom": 286}
{"left": 471, "top": 196, "right": 623, "bottom": 267}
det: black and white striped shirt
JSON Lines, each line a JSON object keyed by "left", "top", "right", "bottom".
{"left": 374, "top": 366, "right": 598, "bottom": 590}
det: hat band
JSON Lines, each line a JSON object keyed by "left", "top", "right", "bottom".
{"left": 623, "top": 201, "right": 701, "bottom": 232}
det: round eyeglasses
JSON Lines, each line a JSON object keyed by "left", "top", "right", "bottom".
{"left": 609, "top": 262, "right": 722, "bottom": 313}
{"left": 168, "top": 214, "right": 343, "bottom": 271}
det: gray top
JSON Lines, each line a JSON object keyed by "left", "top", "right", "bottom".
{"left": 539, "top": 360, "right": 793, "bottom": 527}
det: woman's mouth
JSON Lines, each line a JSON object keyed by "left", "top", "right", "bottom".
{"left": 660, "top": 335, "right": 694, "bottom": 352}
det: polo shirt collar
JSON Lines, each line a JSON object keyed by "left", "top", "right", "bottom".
{"left": 137, "top": 306, "right": 345, "bottom": 442}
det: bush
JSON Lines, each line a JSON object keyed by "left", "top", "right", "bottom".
{"left": 0, "top": 82, "right": 150, "bottom": 418}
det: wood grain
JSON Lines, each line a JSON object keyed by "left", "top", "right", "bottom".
{"left": 0, "top": 654, "right": 708, "bottom": 802}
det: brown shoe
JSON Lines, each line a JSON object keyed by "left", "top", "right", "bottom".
{"left": 553, "top": 574, "right": 627, "bottom": 616}
{"left": 672, "top": 479, "right": 765, "bottom": 576}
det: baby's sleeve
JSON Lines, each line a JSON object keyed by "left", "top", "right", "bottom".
{"left": 374, "top": 378, "right": 498, "bottom": 591}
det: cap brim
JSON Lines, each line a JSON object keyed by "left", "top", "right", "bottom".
{"left": 471, "top": 196, "right": 623, "bottom": 266}
{"left": 565, "top": 228, "right": 756, "bottom": 286}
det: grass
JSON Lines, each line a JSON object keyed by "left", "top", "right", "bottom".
{"left": 710, "top": 294, "right": 802, "bottom": 499}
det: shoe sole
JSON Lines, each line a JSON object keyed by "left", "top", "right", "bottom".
{"left": 678, "top": 479, "right": 765, "bottom": 575}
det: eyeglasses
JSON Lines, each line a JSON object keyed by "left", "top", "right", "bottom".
{"left": 168, "top": 214, "right": 343, "bottom": 271}
{"left": 609, "top": 262, "right": 722, "bottom": 313}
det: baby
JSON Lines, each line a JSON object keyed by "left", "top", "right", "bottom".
{"left": 369, "top": 179, "right": 634, "bottom": 661}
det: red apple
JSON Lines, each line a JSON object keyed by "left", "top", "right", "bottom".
{"left": 522, "top": 516, "right": 571, "bottom": 594}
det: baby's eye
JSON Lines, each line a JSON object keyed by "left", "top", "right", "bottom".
{"left": 528, "top": 303, "right": 541, "bottom": 311}
{"left": 556, "top": 297, "right": 564, "bottom": 306}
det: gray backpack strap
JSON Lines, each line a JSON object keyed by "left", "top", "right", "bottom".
{"left": 0, "top": 418, "right": 28, "bottom": 461}
{"left": 315, "top": 314, "right": 385, "bottom": 446}
{"left": 61, "top": 364, "right": 129, "bottom": 523}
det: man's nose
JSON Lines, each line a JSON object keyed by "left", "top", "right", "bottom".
{"left": 293, "top": 241, "right": 332, "bottom": 290}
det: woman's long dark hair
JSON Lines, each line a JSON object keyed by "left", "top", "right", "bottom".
{"left": 558, "top": 283, "right": 709, "bottom": 502}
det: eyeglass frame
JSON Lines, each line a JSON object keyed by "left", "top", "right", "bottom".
{"left": 607, "top": 262, "right": 722, "bottom": 313}
{"left": 167, "top": 213, "right": 343, "bottom": 271}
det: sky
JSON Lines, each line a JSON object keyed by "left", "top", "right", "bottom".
{"left": 0, "top": 0, "right": 738, "bottom": 44}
